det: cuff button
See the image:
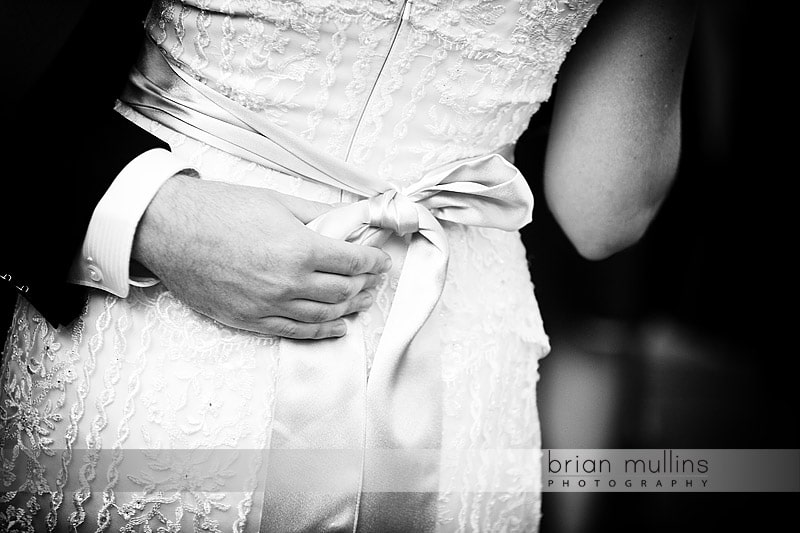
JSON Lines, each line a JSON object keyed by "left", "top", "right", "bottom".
{"left": 88, "top": 266, "right": 103, "bottom": 282}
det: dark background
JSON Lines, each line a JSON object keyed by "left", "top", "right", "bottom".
{"left": 2, "top": 1, "right": 797, "bottom": 532}
{"left": 516, "top": 1, "right": 798, "bottom": 531}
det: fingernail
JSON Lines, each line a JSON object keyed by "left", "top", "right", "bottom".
{"left": 333, "top": 322, "right": 347, "bottom": 336}
{"left": 382, "top": 257, "right": 393, "bottom": 272}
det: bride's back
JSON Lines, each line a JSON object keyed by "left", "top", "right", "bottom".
{"left": 147, "top": 0, "right": 601, "bottom": 184}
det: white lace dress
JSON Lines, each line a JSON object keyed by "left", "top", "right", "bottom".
{"left": 1, "top": 1, "right": 601, "bottom": 531}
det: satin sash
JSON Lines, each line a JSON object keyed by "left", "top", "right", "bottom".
{"left": 121, "top": 38, "right": 534, "bottom": 532}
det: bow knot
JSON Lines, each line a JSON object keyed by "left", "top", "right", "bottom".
{"left": 367, "top": 189, "right": 420, "bottom": 237}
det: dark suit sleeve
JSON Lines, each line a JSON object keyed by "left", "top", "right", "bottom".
{"left": 1, "top": 0, "right": 168, "bottom": 328}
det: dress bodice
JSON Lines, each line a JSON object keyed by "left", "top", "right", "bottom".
{"left": 147, "top": 0, "right": 601, "bottom": 186}
{"left": 0, "top": 3, "right": 605, "bottom": 531}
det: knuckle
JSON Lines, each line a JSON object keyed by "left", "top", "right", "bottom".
{"left": 348, "top": 253, "right": 365, "bottom": 274}
{"left": 300, "top": 242, "right": 318, "bottom": 267}
{"left": 273, "top": 284, "right": 291, "bottom": 301}
{"left": 309, "top": 305, "right": 334, "bottom": 323}
{"left": 262, "top": 317, "right": 298, "bottom": 338}
{"left": 277, "top": 322, "right": 298, "bottom": 338}
{"left": 269, "top": 277, "right": 297, "bottom": 301}
{"left": 334, "top": 282, "right": 354, "bottom": 303}
{"left": 308, "top": 323, "right": 327, "bottom": 339}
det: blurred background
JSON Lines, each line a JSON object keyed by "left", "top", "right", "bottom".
{"left": 516, "top": 1, "right": 798, "bottom": 531}
{"left": 2, "top": 1, "right": 796, "bottom": 532}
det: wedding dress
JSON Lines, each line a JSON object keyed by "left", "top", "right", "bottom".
{"left": 1, "top": 1, "right": 601, "bottom": 531}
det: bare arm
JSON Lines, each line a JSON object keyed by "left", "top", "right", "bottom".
{"left": 544, "top": 0, "right": 696, "bottom": 259}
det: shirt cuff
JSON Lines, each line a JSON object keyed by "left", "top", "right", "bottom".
{"left": 68, "top": 148, "right": 198, "bottom": 297}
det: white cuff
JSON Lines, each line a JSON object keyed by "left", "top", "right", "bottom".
{"left": 68, "top": 148, "right": 198, "bottom": 297}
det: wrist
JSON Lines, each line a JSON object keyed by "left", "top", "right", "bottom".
{"left": 132, "top": 172, "right": 197, "bottom": 275}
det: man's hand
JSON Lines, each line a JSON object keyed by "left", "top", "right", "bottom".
{"left": 132, "top": 173, "right": 392, "bottom": 339}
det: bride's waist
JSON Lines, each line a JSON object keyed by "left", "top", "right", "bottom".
{"left": 121, "top": 36, "right": 524, "bottom": 204}
{"left": 116, "top": 101, "right": 347, "bottom": 203}
{"left": 114, "top": 101, "right": 464, "bottom": 209}
{"left": 116, "top": 105, "right": 516, "bottom": 209}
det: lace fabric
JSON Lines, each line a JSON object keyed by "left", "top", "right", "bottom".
{"left": 147, "top": 0, "right": 600, "bottom": 183}
{"left": 1, "top": 1, "right": 601, "bottom": 530}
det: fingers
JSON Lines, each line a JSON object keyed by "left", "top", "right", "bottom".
{"left": 225, "top": 290, "right": 375, "bottom": 339}
{"left": 311, "top": 237, "right": 392, "bottom": 276}
{"left": 182, "top": 302, "right": 351, "bottom": 340}
{"left": 296, "top": 272, "right": 381, "bottom": 303}
{"left": 221, "top": 275, "right": 379, "bottom": 338}
{"left": 283, "top": 291, "right": 375, "bottom": 323}
{"left": 248, "top": 316, "right": 349, "bottom": 340}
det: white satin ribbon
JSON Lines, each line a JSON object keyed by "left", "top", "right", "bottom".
{"left": 122, "top": 37, "right": 534, "bottom": 532}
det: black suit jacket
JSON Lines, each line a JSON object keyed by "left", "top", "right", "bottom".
{"left": 1, "top": 0, "right": 167, "bottom": 328}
